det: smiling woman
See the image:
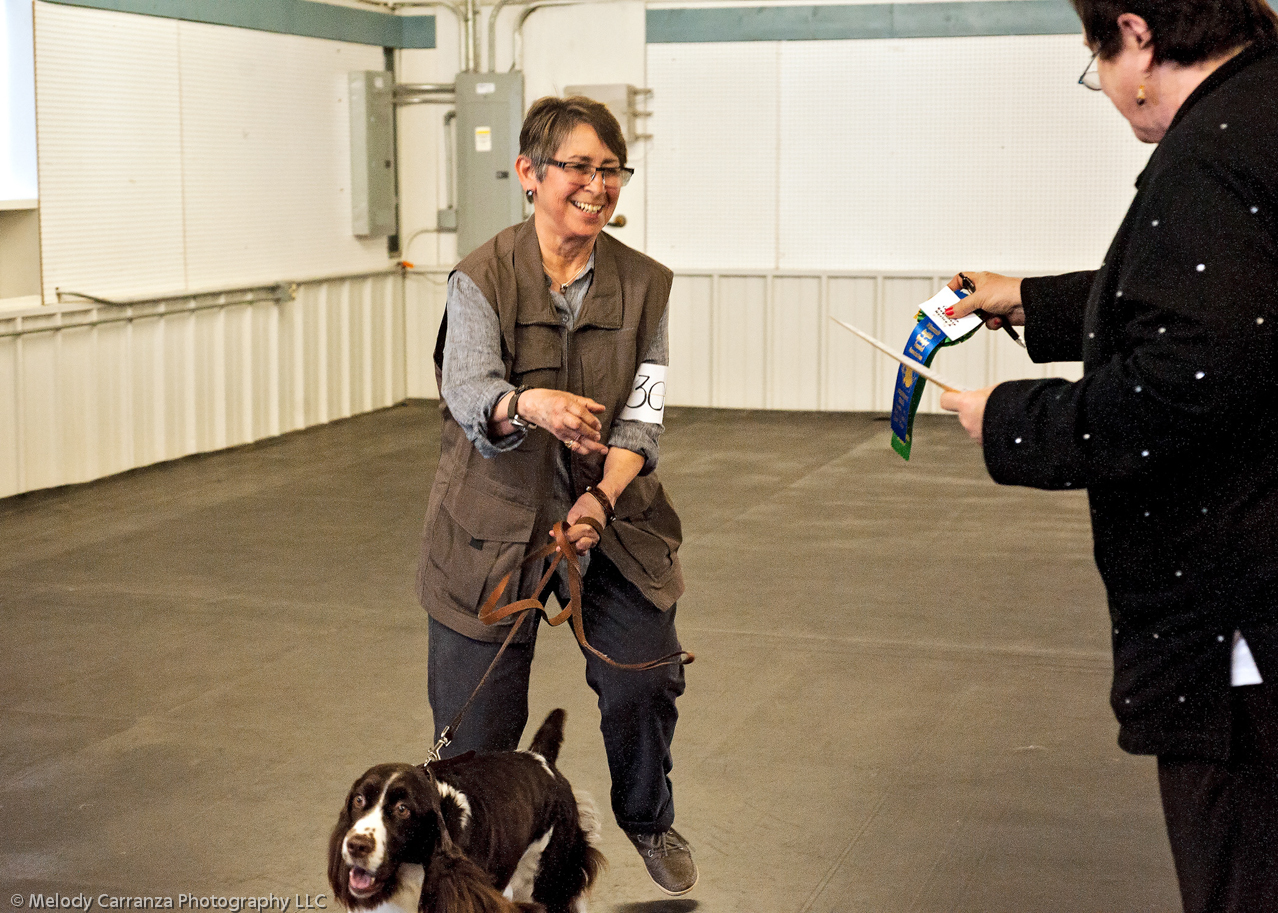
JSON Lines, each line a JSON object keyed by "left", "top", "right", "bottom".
{"left": 415, "top": 95, "right": 699, "bottom": 897}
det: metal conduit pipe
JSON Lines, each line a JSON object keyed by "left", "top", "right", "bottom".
{"left": 395, "top": 83, "right": 457, "bottom": 94}
{"left": 394, "top": 85, "right": 456, "bottom": 106}
{"left": 52, "top": 271, "right": 402, "bottom": 309}
{"left": 399, "top": 107, "right": 456, "bottom": 256}
{"left": 463, "top": 0, "right": 476, "bottom": 71}
{"left": 443, "top": 110, "right": 457, "bottom": 211}
{"left": 486, "top": 0, "right": 531, "bottom": 73}
{"left": 5, "top": 295, "right": 285, "bottom": 338}
{"left": 513, "top": 1, "right": 568, "bottom": 71}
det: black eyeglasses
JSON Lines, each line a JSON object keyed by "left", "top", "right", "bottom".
{"left": 1079, "top": 50, "right": 1101, "bottom": 91}
{"left": 542, "top": 159, "right": 635, "bottom": 188}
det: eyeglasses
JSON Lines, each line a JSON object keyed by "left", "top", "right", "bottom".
{"left": 1079, "top": 50, "right": 1102, "bottom": 91}
{"left": 542, "top": 159, "right": 635, "bottom": 188}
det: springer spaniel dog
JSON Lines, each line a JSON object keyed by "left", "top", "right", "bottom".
{"left": 329, "top": 709, "right": 604, "bottom": 913}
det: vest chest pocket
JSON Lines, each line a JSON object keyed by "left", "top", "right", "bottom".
{"left": 579, "top": 328, "right": 637, "bottom": 407}
{"left": 428, "top": 482, "right": 537, "bottom": 617}
{"left": 511, "top": 325, "right": 562, "bottom": 390}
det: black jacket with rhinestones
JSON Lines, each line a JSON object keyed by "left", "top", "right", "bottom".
{"left": 984, "top": 42, "right": 1278, "bottom": 760}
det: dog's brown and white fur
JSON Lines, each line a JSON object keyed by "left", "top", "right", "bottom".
{"left": 329, "top": 710, "right": 604, "bottom": 913}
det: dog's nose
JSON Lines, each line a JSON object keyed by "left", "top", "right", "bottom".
{"left": 345, "top": 833, "right": 375, "bottom": 859}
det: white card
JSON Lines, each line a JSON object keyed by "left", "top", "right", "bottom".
{"left": 920, "top": 287, "right": 982, "bottom": 342}
{"left": 618, "top": 363, "right": 667, "bottom": 423}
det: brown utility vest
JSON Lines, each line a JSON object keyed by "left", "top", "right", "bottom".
{"left": 416, "top": 217, "right": 685, "bottom": 643}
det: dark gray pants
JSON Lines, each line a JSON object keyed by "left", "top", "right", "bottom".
{"left": 1158, "top": 684, "right": 1278, "bottom": 913}
{"left": 427, "top": 552, "right": 686, "bottom": 834}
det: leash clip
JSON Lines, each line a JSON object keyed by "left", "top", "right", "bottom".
{"left": 423, "top": 729, "right": 452, "bottom": 766}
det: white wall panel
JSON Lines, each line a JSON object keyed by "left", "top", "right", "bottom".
{"left": 715, "top": 276, "right": 769, "bottom": 407}
{"left": 20, "top": 330, "right": 59, "bottom": 492}
{"left": 657, "top": 270, "right": 1085, "bottom": 418}
{"left": 34, "top": 3, "right": 187, "bottom": 300}
{"left": 34, "top": 2, "right": 395, "bottom": 305}
{"left": 351, "top": 283, "right": 370, "bottom": 415}
{"left": 279, "top": 296, "right": 304, "bottom": 431}
{"left": 0, "top": 336, "right": 18, "bottom": 497}
{"left": 166, "top": 311, "right": 197, "bottom": 458}
{"left": 404, "top": 272, "right": 447, "bottom": 400}
{"left": 252, "top": 299, "right": 281, "bottom": 441}
{"left": 177, "top": 24, "right": 391, "bottom": 290}
{"left": 191, "top": 307, "right": 223, "bottom": 453}
{"left": 646, "top": 43, "right": 780, "bottom": 270}
{"left": 93, "top": 321, "right": 133, "bottom": 480}
{"left": 826, "top": 276, "right": 879, "bottom": 411}
{"left": 325, "top": 283, "right": 352, "bottom": 419}
{"left": 769, "top": 276, "right": 822, "bottom": 409}
{"left": 648, "top": 34, "right": 1154, "bottom": 276}
{"left": 57, "top": 324, "right": 95, "bottom": 485}
{"left": 129, "top": 315, "right": 167, "bottom": 467}
{"left": 778, "top": 36, "right": 1147, "bottom": 274}
{"left": 0, "top": 276, "right": 401, "bottom": 497}
{"left": 300, "top": 284, "right": 326, "bottom": 427}
{"left": 666, "top": 273, "right": 713, "bottom": 407}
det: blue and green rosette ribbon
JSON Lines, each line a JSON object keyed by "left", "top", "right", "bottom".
{"left": 889, "top": 292, "right": 978, "bottom": 460}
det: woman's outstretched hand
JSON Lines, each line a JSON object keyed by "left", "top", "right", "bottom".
{"left": 520, "top": 389, "right": 609, "bottom": 457}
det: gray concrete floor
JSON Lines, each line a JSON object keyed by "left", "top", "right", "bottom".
{"left": 1, "top": 403, "right": 1181, "bottom": 912}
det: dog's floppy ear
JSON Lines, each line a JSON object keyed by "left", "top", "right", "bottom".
{"left": 328, "top": 775, "right": 367, "bottom": 903}
{"left": 402, "top": 765, "right": 452, "bottom": 865}
{"left": 420, "top": 843, "right": 539, "bottom": 913}
{"left": 327, "top": 820, "right": 349, "bottom": 902}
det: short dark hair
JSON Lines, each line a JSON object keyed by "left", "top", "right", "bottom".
{"left": 1071, "top": 0, "right": 1278, "bottom": 64}
{"left": 519, "top": 95, "right": 627, "bottom": 180}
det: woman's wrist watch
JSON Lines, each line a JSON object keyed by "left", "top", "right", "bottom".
{"left": 507, "top": 385, "right": 536, "bottom": 429}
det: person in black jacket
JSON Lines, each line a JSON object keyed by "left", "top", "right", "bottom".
{"left": 939, "top": 2, "right": 1278, "bottom": 910}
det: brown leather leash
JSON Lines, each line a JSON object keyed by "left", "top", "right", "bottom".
{"left": 424, "top": 519, "right": 694, "bottom": 764}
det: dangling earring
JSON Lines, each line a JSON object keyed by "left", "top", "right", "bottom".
{"left": 525, "top": 189, "right": 534, "bottom": 203}
{"left": 1137, "top": 84, "right": 1147, "bottom": 106}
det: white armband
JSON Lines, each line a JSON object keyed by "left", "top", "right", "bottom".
{"left": 618, "top": 363, "right": 667, "bottom": 423}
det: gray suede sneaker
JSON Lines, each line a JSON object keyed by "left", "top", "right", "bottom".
{"left": 625, "top": 827, "right": 698, "bottom": 896}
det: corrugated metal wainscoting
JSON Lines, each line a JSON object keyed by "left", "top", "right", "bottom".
{"left": 0, "top": 273, "right": 403, "bottom": 498}
{"left": 1, "top": 267, "right": 1084, "bottom": 498}
{"left": 666, "top": 271, "right": 1082, "bottom": 412}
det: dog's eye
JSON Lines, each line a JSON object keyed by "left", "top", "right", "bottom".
{"left": 352, "top": 795, "right": 366, "bottom": 810}
{"left": 393, "top": 802, "right": 411, "bottom": 819}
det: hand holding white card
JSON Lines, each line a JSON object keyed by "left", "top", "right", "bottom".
{"left": 919, "top": 287, "right": 982, "bottom": 342}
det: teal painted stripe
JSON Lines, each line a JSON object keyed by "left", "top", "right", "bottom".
{"left": 399, "top": 13, "right": 435, "bottom": 48}
{"left": 41, "top": 0, "right": 436, "bottom": 48}
{"left": 647, "top": 1, "right": 1082, "bottom": 43}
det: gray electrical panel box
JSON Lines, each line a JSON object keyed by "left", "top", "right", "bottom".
{"left": 349, "top": 70, "right": 396, "bottom": 238}
{"left": 455, "top": 72, "right": 525, "bottom": 257}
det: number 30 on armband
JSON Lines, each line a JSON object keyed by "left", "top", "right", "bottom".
{"left": 618, "top": 363, "right": 667, "bottom": 422}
